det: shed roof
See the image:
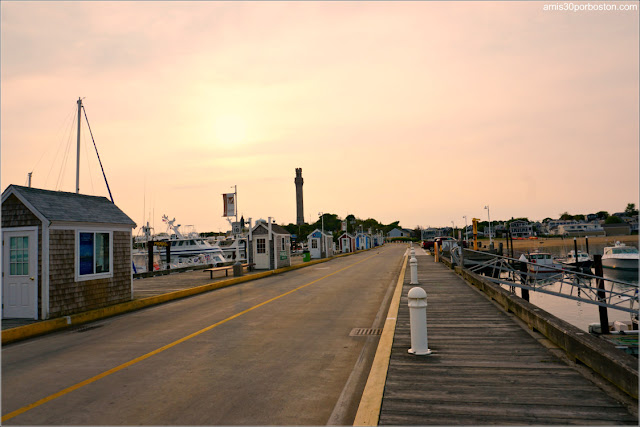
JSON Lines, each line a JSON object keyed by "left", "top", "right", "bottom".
{"left": 2, "top": 185, "right": 136, "bottom": 227}
{"left": 252, "top": 222, "right": 290, "bottom": 235}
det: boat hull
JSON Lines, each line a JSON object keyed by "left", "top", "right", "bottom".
{"left": 602, "top": 258, "right": 639, "bottom": 271}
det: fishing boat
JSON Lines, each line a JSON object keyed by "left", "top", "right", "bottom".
{"left": 602, "top": 242, "right": 639, "bottom": 271}
{"left": 558, "top": 250, "right": 593, "bottom": 270}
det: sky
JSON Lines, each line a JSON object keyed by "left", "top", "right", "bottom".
{"left": 1, "top": 1, "right": 638, "bottom": 235}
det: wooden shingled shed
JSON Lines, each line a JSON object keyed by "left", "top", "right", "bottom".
{"left": 1, "top": 185, "right": 136, "bottom": 320}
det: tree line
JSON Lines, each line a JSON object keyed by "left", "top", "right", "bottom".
{"left": 282, "top": 214, "right": 401, "bottom": 245}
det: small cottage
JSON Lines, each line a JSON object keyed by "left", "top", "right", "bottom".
{"left": 307, "top": 229, "right": 333, "bottom": 259}
{"left": 338, "top": 233, "right": 356, "bottom": 253}
{"left": 1, "top": 185, "right": 136, "bottom": 320}
{"left": 355, "top": 232, "right": 371, "bottom": 250}
{"left": 249, "top": 219, "right": 291, "bottom": 270}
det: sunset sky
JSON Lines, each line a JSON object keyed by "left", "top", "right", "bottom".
{"left": 1, "top": 1, "right": 638, "bottom": 235}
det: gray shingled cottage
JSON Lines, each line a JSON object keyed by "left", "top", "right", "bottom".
{"left": 249, "top": 220, "right": 291, "bottom": 270}
{"left": 1, "top": 185, "right": 136, "bottom": 320}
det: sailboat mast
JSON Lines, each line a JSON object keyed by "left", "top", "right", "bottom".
{"left": 76, "top": 97, "right": 82, "bottom": 194}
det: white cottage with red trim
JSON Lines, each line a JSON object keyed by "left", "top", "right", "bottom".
{"left": 1, "top": 185, "right": 136, "bottom": 320}
{"left": 338, "top": 233, "right": 356, "bottom": 253}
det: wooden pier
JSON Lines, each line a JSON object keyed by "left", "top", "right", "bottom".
{"left": 378, "top": 251, "right": 637, "bottom": 425}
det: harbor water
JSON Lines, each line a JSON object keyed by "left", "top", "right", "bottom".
{"left": 504, "top": 241, "right": 638, "bottom": 332}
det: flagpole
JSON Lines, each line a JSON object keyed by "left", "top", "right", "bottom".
{"left": 234, "top": 185, "right": 239, "bottom": 263}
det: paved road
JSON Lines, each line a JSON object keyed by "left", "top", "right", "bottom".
{"left": 2, "top": 244, "right": 406, "bottom": 425}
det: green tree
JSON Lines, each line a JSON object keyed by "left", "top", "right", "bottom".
{"left": 596, "top": 211, "right": 609, "bottom": 220}
{"left": 605, "top": 215, "right": 625, "bottom": 224}
{"left": 559, "top": 212, "right": 573, "bottom": 220}
{"left": 625, "top": 203, "right": 638, "bottom": 216}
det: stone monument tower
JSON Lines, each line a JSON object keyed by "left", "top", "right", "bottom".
{"left": 295, "top": 168, "right": 304, "bottom": 225}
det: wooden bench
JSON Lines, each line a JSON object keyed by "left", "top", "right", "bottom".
{"left": 203, "top": 263, "right": 255, "bottom": 279}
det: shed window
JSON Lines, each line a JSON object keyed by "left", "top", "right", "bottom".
{"left": 9, "top": 237, "right": 29, "bottom": 276}
{"left": 257, "top": 238, "right": 266, "bottom": 254}
{"left": 312, "top": 239, "right": 318, "bottom": 249}
{"left": 77, "top": 231, "right": 112, "bottom": 280}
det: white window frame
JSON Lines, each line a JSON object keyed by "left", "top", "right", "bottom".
{"left": 256, "top": 238, "right": 266, "bottom": 254}
{"left": 75, "top": 230, "right": 114, "bottom": 282}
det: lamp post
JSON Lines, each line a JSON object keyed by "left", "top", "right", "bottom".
{"left": 319, "top": 212, "right": 324, "bottom": 258}
{"left": 451, "top": 221, "right": 455, "bottom": 238}
{"left": 463, "top": 215, "right": 468, "bottom": 242}
{"left": 484, "top": 205, "right": 492, "bottom": 246}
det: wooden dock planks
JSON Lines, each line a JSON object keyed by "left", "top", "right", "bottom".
{"left": 378, "top": 253, "right": 637, "bottom": 425}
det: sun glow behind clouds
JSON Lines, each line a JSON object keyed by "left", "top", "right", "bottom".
{"left": 214, "top": 114, "right": 248, "bottom": 145}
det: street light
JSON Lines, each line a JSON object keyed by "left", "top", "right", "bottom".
{"left": 319, "top": 212, "right": 324, "bottom": 258}
{"left": 484, "top": 205, "right": 492, "bottom": 246}
{"left": 451, "top": 221, "right": 455, "bottom": 238}
{"left": 463, "top": 215, "right": 468, "bottom": 242}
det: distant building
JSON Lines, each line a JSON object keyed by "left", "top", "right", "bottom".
{"left": 602, "top": 223, "right": 631, "bottom": 236}
{"left": 545, "top": 219, "right": 578, "bottom": 235}
{"left": 509, "top": 221, "right": 533, "bottom": 238}
{"left": 387, "top": 228, "right": 411, "bottom": 238}
{"left": 1, "top": 185, "right": 136, "bottom": 320}
{"left": 557, "top": 223, "right": 605, "bottom": 237}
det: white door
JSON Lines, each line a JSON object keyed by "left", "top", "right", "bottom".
{"left": 2, "top": 229, "right": 38, "bottom": 319}
{"left": 254, "top": 237, "right": 270, "bottom": 269}
{"left": 310, "top": 238, "right": 320, "bottom": 259}
{"left": 342, "top": 238, "right": 349, "bottom": 253}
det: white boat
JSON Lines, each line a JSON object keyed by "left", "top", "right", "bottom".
{"left": 159, "top": 216, "right": 227, "bottom": 262}
{"left": 216, "top": 237, "right": 248, "bottom": 262}
{"left": 519, "top": 251, "right": 566, "bottom": 273}
{"left": 133, "top": 216, "right": 227, "bottom": 269}
{"left": 602, "top": 242, "right": 639, "bottom": 271}
{"left": 558, "top": 250, "right": 593, "bottom": 270}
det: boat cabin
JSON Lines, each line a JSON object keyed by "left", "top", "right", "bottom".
{"left": 1, "top": 185, "right": 136, "bottom": 320}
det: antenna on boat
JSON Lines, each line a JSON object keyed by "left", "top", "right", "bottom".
{"left": 76, "top": 97, "right": 82, "bottom": 194}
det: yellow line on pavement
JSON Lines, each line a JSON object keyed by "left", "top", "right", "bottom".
{"left": 2, "top": 253, "right": 378, "bottom": 422}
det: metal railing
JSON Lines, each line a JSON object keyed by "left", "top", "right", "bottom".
{"left": 450, "top": 247, "right": 638, "bottom": 315}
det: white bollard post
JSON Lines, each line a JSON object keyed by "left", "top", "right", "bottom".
{"left": 410, "top": 255, "right": 418, "bottom": 285}
{"left": 408, "top": 287, "right": 431, "bottom": 355}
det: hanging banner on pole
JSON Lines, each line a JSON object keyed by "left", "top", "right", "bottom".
{"left": 342, "top": 221, "right": 347, "bottom": 232}
{"left": 223, "top": 193, "right": 236, "bottom": 217}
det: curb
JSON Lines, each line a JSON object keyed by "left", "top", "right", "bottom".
{"left": 353, "top": 252, "right": 408, "bottom": 426}
{"left": 2, "top": 248, "right": 372, "bottom": 345}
